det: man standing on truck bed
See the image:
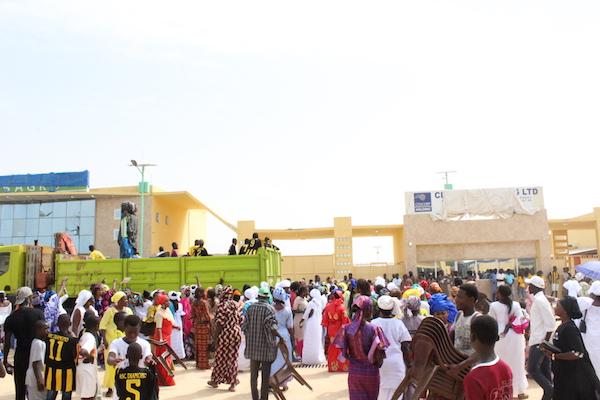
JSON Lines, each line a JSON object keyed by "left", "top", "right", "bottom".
{"left": 3, "top": 286, "right": 45, "bottom": 400}
{"left": 192, "top": 240, "right": 209, "bottom": 256}
{"left": 89, "top": 245, "right": 106, "bottom": 260}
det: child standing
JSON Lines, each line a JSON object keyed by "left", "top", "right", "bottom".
{"left": 45, "top": 314, "right": 77, "bottom": 400}
{"left": 77, "top": 315, "right": 102, "bottom": 400}
{"left": 463, "top": 315, "right": 513, "bottom": 399}
{"left": 26, "top": 320, "right": 49, "bottom": 400}
{"left": 115, "top": 342, "right": 158, "bottom": 400}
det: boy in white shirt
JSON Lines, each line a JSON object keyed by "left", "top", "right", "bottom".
{"left": 77, "top": 315, "right": 102, "bottom": 400}
{"left": 26, "top": 320, "right": 49, "bottom": 400}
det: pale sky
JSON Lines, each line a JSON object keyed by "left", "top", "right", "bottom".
{"left": 1, "top": 1, "right": 599, "bottom": 263}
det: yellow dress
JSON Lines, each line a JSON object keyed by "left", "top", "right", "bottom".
{"left": 100, "top": 306, "right": 132, "bottom": 388}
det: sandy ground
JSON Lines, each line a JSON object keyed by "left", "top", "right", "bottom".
{"left": 0, "top": 361, "right": 545, "bottom": 400}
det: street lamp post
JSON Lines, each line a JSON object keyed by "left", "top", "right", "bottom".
{"left": 130, "top": 160, "right": 157, "bottom": 257}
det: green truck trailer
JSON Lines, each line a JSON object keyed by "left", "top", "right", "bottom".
{"left": 0, "top": 244, "right": 282, "bottom": 296}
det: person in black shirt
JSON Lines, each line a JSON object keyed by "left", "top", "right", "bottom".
{"left": 228, "top": 238, "right": 237, "bottom": 255}
{"left": 239, "top": 239, "right": 250, "bottom": 255}
{"left": 3, "top": 286, "right": 45, "bottom": 400}
{"left": 45, "top": 314, "right": 77, "bottom": 399}
{"left": 193, "top": 240, "right": 209, "bottom": 256}
{"left": 247, "top": 233, "right": 262, "bottom": 255}
{"left": 115, "top": 342, "right": 158, "bottom": 400}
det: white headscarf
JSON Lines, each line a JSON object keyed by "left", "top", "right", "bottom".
{"left": 374, "top": 276, "right": 385, "bottom": 287}
{"left": 387, "top": 282, "right": 399, "bottom": 291}
{"left": 244, "top": 286, "right": 259, "bottom": 303}
{"left": 589, "top": 281, "right": 600, "bottom": 297}
{"left": 575, "top": 272, "right": 585, "bottom": 282}
{"left": 563, "top": 280, "right": 581, "bottom": 298}
{"left": 75, "top": 289, "right": 93, "bottom": 309}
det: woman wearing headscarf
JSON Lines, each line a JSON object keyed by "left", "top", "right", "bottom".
{"left": 371, "top": 295, "right": 412, "bottom": 400}
{"left": 301, "top": 288, "right": 326, "bottom": 365}
{"left": 400, "top": 295, "right": 425, "bottom": 337}
{"left": 270, "top": 288, "right": 296, "bottom": 390}
{"left": 71, "top": 289, "right": 97, "bottom": 337}
{"left": 332, "top": 296, "right": 389, "bottom": 400}
{"left": 238, "top": 286, "right": 257, "bottom": 371}
{"left": 488, "top": 284, "right": 528, "bottom": 399}
{"left": 207, "top": 285, "right": 242, "bottom": 392}
{"left": 543, "top": 295, "right": 600, "bottom": 399}
{"left": 428, "top": 292, "right": 458, "bottom": 333}
{"left": 293, "top": 286, "right": 309, "bottom": 358}
{"left": 168, "top": 291, "right": 186, "bottom": 360}
{"left": 321, "top": 289, "right": 350, "bottom": 372}
{"left": 190, "top": 286, "right": 211, "bottom": 369}
{"left": 581, "top": 281, "right": 600, "bottom": 380}
{"left": 179, "top": 285, "right": 193, "bottom": 340}
{"left": 155, "top": 294, "right": 178, "bottom": 386}
{"left": 99, "top": 291, "right": 133, "bottom": 396}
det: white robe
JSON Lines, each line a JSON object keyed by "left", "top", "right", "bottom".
{"left": 171, "top": 303, "right": 186, "bottom": 359}
{"left": 488, "top": 301, "right": 528, "bottom": 395}
{"left": 301, "top": 299, "right": 325, "bottom": 364}
{"left": 371, "top": 317, "right": 412, "bottom": 400}
{"left": 581, "top": 304, "right": 600, "bottom": 381}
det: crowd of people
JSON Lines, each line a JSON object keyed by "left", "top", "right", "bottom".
{"left": 0, "top": 266, "right": 599, "bottom": 400}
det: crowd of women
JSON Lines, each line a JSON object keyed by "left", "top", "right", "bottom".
{"left": 1, "top": 268, "right": 600, "bottom": 400}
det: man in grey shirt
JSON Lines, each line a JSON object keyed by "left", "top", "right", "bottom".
{"left": 242, "top": 286, "right": 286, "bottom": 400}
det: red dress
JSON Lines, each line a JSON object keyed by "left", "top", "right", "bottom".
{"left": 322, "top": 297, "right": 350, "bottom": 372}
{"left": 156, "top": 310, "right": 176, "bottom": 386}
{"left": 190, "top": 300, "right": 211, "bottom": 369}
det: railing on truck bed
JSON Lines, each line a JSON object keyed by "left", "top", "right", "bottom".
{"left": 56, "top": 247, "right": 282, "bottom": 295}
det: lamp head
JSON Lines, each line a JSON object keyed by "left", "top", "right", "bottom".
{"left": 131, "top": 160, "right": 138, "bottom": 167}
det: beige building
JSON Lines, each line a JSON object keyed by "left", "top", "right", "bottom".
{"left": 0, "top": 186, "right": 232, "bottom": 259}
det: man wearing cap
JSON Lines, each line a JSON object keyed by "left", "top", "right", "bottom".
{"left": 3, "top": 286, "right": 45, "bottom": 400}
{"left": 243, "top": 287, "right": 286, "bottom": 400}
{"left": 525, "top": 275, "right": 556, "bottom": 400}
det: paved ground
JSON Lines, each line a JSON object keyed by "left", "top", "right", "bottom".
{"left": 0, "top": 361, "right": 545, "bottom": 400}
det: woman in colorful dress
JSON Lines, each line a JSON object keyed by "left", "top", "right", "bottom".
{"left": 207, "top": 285, "right": 242, "bottom": 392}
{"left": 543, "top": 296, "right": 600, "bottom": 400}
{"left": 333, "top": 295, "right": 389, "bottom": 400}
{"left": 155, "top": 294, "right": 178, "bottom": 386}
{"left": 190, "top": 286, "right": 211, "bottom": 369}
{"left": 270, "top": 288, "right": 296, "bottom": 390}
{"left": 321, "top": 290, "right": 350, "bottom": 372}
{"left": 99, "top": 291, "right": 133, "bottom": 397}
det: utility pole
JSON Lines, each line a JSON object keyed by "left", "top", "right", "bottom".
{"left": 130, "top": 160, "right": 157, "bottom": 257}
{"left": 436, "top": 170, "right": 456, "bottom": 190}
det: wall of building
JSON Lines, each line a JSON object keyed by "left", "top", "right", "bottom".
{"left": 566, "top": 229, "right": 596, "bottom": 250}
{"left": 404, "top": 210, "right": 552, "bottom": 274}
{"left": 150, "top": 197, "right": 207, "bottom": 256}
{"left": 281, "top": 254, "right": 334, "bottom": 282}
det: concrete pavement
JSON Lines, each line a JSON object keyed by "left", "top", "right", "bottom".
{"left": 0, "top": 361, "right": 545, "bottom": 400}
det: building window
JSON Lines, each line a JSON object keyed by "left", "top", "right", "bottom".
{"left": 165, "top": 216, "right": 170, "bottom": 226}
{"left": 114, "top": 229, "right": 120, "bottom": 240}
{"left": 114, "top": 209, "right": 121, "bottom": 220}
{"left": 155, "top": 213, "right": 160, "bottom": 223}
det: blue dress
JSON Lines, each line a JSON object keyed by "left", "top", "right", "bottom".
{"left": 270, "top": 307, "right": 294, "bottom": 379}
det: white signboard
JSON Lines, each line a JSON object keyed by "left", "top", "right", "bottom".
{"left": 405, "top": 187, "right": 544, "bottom": 216}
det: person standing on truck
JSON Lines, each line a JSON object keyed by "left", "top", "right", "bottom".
{"left": 247, "top": 233, "right": 262, "bottom": 255}
{"left": 228, "top": 238, "right": 237, "bottom": 255}
{"left": 171, "top": 242, "right": 179, "bottom": 257}
{"left": 88, "top": 245, "right": 106, "bottom": 260}
{"left": 239, "top": 239, "right": 250, "bottom": 255}
{"left": 3, "top": 286, "right": 46, "bottom": 400}
{"left": 193, "top": 240, "right": 209, "bottom": 256}
{"left": 189, "top": 239, "right": 200, "bottom": 256}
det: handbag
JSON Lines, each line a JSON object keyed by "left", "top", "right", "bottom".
{"left": 579, "top": 310, "right": 588, "bottom": 333}
{"left": 509, "top": 315, "right": 529, "bottom": 335}
{"left": 140, "top": 321, "right": 156, "bottom": 336}
{"left": 539, "top": 340, "right": 561, "bottom": 354}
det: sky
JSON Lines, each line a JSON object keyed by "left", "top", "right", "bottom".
{"left": 1, "top": 1, "right": 599, "bottom": 262}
